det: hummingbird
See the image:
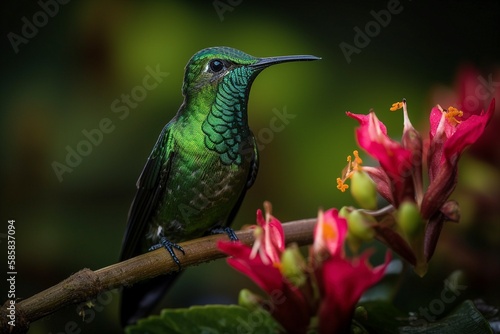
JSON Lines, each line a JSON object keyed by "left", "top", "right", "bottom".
{"left": 119, "top": 46, "right": 320, "bottom": 326}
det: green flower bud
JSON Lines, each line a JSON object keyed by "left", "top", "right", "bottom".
{"left": 354, "top": 305, "right": 368, "bottom": 321}
{"left": 347, "top": 210, "right": 376, "bottom": 241}
{"left": 238, "top": 288, "right": 263, "bottom": 311}
{"left": 351, "top": 170, "right": 377, "bottom": 210}
{"left": 338, "top": 206, "right": 350, "bottom": 219}
{"left": 280, "top": 243, "right": 307, "bottom": 287}
{"left": 397, "top": 201, "right": 423, "bottom": 239}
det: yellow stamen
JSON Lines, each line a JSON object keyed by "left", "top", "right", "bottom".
{"left": 445, "top": 106, "right": 463, "bottom": 126}
{"left": 353, "top": 150, "right": 362, "bottom": 165}
{"left": 336, "top": 150, "right": 363, "bottom": 192}
{"left": 336, "top": 178, "right": 348, "bottom": 192}
{"left": 390, "top": 101, "right": 404, "bottom": 111}
{"left": 322, "top": 220, "right": 338, "bottom": 241}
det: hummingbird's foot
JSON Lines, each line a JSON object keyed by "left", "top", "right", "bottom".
{"left": 149, "top": 236, "right": 185, "bottom": 270}
{"left": 210, "top": 226, "right": 239, "bottom": 241}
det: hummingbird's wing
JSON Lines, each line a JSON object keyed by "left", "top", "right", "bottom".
{"left": 120, "top": 126, "right": 258, "bottom": 327}
{"left": 119, "top": 121, "right": 177, "bottom": 327}
{"left": 245, "top": 133, "right": 259, "bottom": 189}
{"left": 120, "top": 121, "right": 175, "bottom": 261}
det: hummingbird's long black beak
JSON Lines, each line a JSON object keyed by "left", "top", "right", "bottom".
{"left": 250, "top": 54, "right": 321, "bottom": 69}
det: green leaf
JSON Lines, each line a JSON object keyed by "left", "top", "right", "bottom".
{"left": 399, "top": 300, "right": 493, "bottom": 334}
{"left": 354, "top": 300, "right": 493, "bottom": 334}
{"left": 125, "top": 304, "right": 282, "bottom": 334}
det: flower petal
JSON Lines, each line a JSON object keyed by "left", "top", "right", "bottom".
{"left": 313, "top": 208, "right": 348, "bottom": 258}
{"left": 444, "top": 99, "right": 495, "bottom": 159}
{"left": 347, "top": 111, "right": 414, "bottom": 206}
{"left": 317, "top": 251, "right": 391, "bottom": 333}
{"left": 218, "top": 240, "right": 284, "bottom": 293}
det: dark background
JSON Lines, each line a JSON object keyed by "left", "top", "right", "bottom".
{"left": 2, "top": 1, "right": 500, "bottom": 333}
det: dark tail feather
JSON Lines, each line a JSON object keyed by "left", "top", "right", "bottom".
{"left": 120, "top": 272, "right": 181, "bottom": 327}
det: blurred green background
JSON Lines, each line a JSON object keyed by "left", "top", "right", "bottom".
{"left": 2, "top": 1, "right": 500, "bottom": 333}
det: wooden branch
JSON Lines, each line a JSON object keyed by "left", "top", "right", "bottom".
{"left": 0, "top": 218, "right": 316, "bottom": 334}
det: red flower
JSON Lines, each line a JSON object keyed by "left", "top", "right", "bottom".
{"left": 218, "top": 208, "right": 285, "bottom": 293}
{"left": 311, "top": 209, "right": 391, "bottom": 333}
{"left": 422, "top": 100, "right": 495, "bottom": 220}
{"left": 217, "top": 204, "right": 310, "bottom": 334}
{"left": 429, "top": 66, "right": 500, "bottom": 166}
{"left": 343, "top": 88, "right": 495, "bottom": 267}
{"left": 219, "top": 205, "right": 390, "bottom": 333}
{"left": 346, "top": 111, "right": 414, "bottom": 206}
{"left": 312, "top": 209, "right": 347, "bottom": 258}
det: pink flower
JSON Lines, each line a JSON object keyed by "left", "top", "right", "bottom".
{"left": 420, "top": 66, "right": 497, "bottom": 260}
{"left": 429, "top": 66, "right": 500, "bottom": 166}
{"left": 312, "top": 209, "right": 347, "bottom": 258}
{"left": 421, "top": 100, "right": 495, "bottom": 260}
{"left": 346, "top": 111, "right": 414, "bottom": 207}
{"left": 422, "top": 100, "right": 496, "bottom": 220}
{"left": 219, "top": 205, "right": 390, "bottom": 333}
{"left": 311, "top": 209, "right": 391, "bottom": 333}
{"left": 217, "top": 204, "right": 310, "bottom": 334}
{"left": 343, "top": 86, "right": 495, "bottom": 266}
{"left": 218, "top": 208, "right": 286, "bottom": 293}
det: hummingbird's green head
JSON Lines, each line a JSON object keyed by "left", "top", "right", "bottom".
{"left": 180, "top": 47, "right": 319, "bottom": 166}
{"left": 182, "top": 47, "right": 258, "bottom": 95}
{"left": 181, "top": 46, "right": 320, "bottom": 95}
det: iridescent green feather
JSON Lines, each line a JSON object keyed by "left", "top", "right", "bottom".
{"left": 119, "top": 46, "right": 319, "bottom": 327}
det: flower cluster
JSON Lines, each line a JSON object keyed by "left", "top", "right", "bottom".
{"left": 218, "top": 202, "right": 390, "bottom": 333}
{"left": 216, "top": 67, "right": 494, "bottom": 332}
{"left": 337, "top": 71, "right": 495, "bottom": 275}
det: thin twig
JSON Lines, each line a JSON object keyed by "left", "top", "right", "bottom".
{"left": 0, "top": 218, "right": 316, "bottom": 334}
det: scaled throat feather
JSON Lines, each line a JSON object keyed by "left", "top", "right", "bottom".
{"left": 201, "top": 69, "right": 251, "bottom": 166}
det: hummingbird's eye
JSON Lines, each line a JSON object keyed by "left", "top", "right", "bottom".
{"left": 209, "top": 59, "right": 225, "bottom": 73}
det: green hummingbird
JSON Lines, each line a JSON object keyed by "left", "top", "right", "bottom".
{"left": 119, "top": 46, "right": 320, "bottom": 326}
